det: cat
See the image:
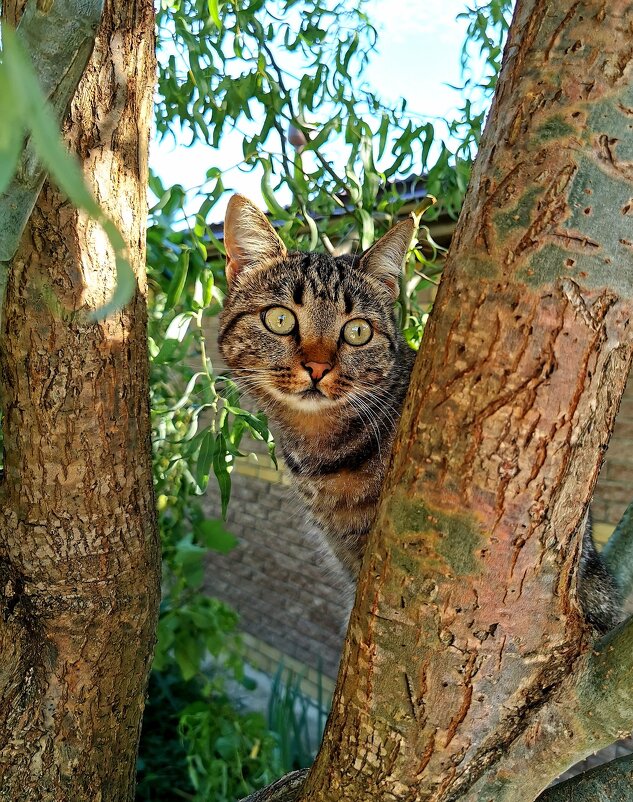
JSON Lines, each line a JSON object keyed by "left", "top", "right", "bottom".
{"left": 218, "top": 194, "right": 622, "bottom": 633}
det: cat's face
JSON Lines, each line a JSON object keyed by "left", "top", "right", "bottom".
{"left": 218, "top": 195, "right": 413, "bottom": 414}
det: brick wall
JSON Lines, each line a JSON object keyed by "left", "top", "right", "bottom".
{"left": 203, "top": 460, "right": 347, "bottom": 686}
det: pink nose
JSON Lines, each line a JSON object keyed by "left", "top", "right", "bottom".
{"left": 303, "top": 361, "right": 332, "bottom": 382}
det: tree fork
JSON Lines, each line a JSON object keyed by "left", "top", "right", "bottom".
{"left": 299, "top": 0, "right": 633, "bottom": 800}
{"left": 0, "top": 1, "right": 159, "bottom": 800}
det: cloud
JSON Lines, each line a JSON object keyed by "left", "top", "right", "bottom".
{"left": 369, "top": 0, "right": 468, "bottom": 45}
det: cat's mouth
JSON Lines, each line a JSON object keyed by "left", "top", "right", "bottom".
{"left": 258, "top": 378, "right": 341, "bottom": 410}
{"left": 282, "top": 384, "right": 340, "bottom": 410}
{"left": 300, "top": 387, "right": 325, "bottom": 399}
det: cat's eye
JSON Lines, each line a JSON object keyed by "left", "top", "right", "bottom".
{"left": 262, "top": 306, "right": 296, "bottom": 335}
{"left": 342, "top": 318, "right": 372, "bottom": 346}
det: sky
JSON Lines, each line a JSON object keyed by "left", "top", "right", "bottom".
{"left": 150, "top": 0, "right": 475, "bottom": 222}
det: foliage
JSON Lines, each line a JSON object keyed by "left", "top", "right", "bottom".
{"left": 137, "top": 666, "right": 280, "bottom": 801}
{"left": 138, "top": 4, "right": 516, "bottom": 796}
{"left": 140, "top": 177, "right": 282, "bottom": 801}
{"left": 147, "top": 171, "right": 275, "bottom": 518}
{"left": 452, "top": 0, "right": 513, "bottom": 160}
{"left": 137, "top": 658, "right": 329, "bottom": 801}
{"left": 156, "top": 0, "right": 460, "bottom": 248}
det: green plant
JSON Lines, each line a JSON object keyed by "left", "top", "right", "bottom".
{"left": 267, "top": 664, "right": 329, "bottom": 773}
{"left": 0, "top": 0, "right": 518, "bottom": 796}
{"left": 0, "top": 23, "right": 134, "bottom": 315}
{"left": 179, "top": 698, "right": 279, "bottom": 800}
{"left": 137, "top": 665, "right": 281, "bottom": 802}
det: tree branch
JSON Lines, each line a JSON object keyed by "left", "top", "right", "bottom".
{"left": 0, "top": 0, "right": 104, "bottom": 264}
{"left": 462, "top": 615, "right": 633, "bottom": 801}
{"left": 299, "top": 1, "right": 633, "bottom": 798}
{"left": 578, "top": 614, "right": 633, "bottom": 737}
{"left": 240, "top": 615, "right": 633, "bottom": 802}
{"left": 237, "top": 770, "right": 309, "bottom": 802}
{"left": 602, "top": 501, "right": 633, "bottom": 597}
{"left": 537, "top": 753, "right": 633, "bottom": 802}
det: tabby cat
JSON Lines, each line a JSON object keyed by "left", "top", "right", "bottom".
{"left": 218, "top": 194, "right": 621, "bottom": 632}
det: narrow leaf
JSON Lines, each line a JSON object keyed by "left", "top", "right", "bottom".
{"left": 208, "top": 0, "right": 222, "bottom": 28}
{"left": 196, "top": 429, "right": 215, "bottom": 489}
{"left": 165, "top": 248, "right": 190, "bottom": 310}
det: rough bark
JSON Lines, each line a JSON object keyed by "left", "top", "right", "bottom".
{"left": 299, "top": 1, "right": 633, "bottom": 800}
{"left": 0, "top": 1, "right": 159, "bottom": 800}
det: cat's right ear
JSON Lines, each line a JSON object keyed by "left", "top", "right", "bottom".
{"left": 224, "top": 194, "right": 288, "bottom": 286}
{"left": 358, "top": 219, "right": 415, "bottom": 299}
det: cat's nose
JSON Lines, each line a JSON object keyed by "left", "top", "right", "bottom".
{"left": 303, "top": 361, "right": 332, "bottom": 383}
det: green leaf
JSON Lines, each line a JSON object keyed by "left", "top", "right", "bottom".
{"left": 174, "top": 534, "right": 206, "bottom": 588}
{"left": 202, "top": 271, "right": 214, "bottom": 307}
{"left": 213, "top": 433, "right": 232, "bottom": 518}
{"left": 261, "top": 159, "right": 291, "bottom": 219}
{"left": 175, "top": 634, "right": 203, "bottom": 681}
{"left": 195, "top": 519, "right": 238, "bottom": 554}
{"left": 0, "top": 72, "right": 24, "bottom": 195}
{"left": 170, "top": 371, "right": 206, "bottom": 412}
{"left": 376, "top": 112, "right": 390, "bottom": 161}
{"left": 303, "top": 209, "right": 319, "bottom": 250}
{"left": 357, "top": 208, "right": 374, "bottom": 251}
{"left": 207, "top": 0, "right": 222, "bottom": 28}
{"left": 2, "top": 28, "right": 134, "bottom": 318}
{"left": 90, "top": 254, "right": 137, "bottom": 321}
{"left": 164, "top": 311, "right": 194, "bottom": 342}
{"left": 4, "top": 30, "right": 96, "bottom": 213}
{"left": 196, "top": 429, "right": 216, "bottom": 489}
{"left": 165, "top": 248, "right": 190, "bottom": 310}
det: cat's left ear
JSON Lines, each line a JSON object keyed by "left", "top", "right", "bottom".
{"left": 358, "top": 219, "right": 415, "bottom": 299}
{"left": 224, "top": 194, "right": 288, "bottom": 285}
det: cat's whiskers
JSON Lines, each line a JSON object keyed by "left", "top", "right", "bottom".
{"left": 230, "top": 386, "right": 277, "bottom": 419}
{"left": 352, "top": 377, "right": 402, "bottom": 403}
{"left": 352, "top": 384, "right": 401, "bottom": 420}
{"left": 217, "top": 195, "right": 421, "bottom": 585}
{"left": 227, "top": 376, "right": 273, "bottom": 401}
{"left": 350, "top": 382, "right": 400, "bottom": 418}
{"left": 338, "top": 371, "right": 401, "bottom": 415}
{"left": 359, "top": 394, "right": 399, "bottom": 425}
{"left": 230, "top": 377, "right": 272, "bottom": 396}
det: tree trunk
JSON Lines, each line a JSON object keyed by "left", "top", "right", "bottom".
{"left": 300, "top": 1, "right": 633, "bottom": 800}
{"left": 0, "top": 1, "right": 159, "bottom": 800}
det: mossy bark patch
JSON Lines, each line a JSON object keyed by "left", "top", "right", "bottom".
{"left": 389, "top": 495, "right": 482, "bottom": 576}
{"left": 494, "top": 185, "right": 542, "bottom": 238}
{"left": 535, "top": 115, "right": 575, "bottom": 142}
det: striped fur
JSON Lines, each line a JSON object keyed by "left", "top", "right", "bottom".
{"left": 219, "top": 196, "right": 415, "bottom": 577}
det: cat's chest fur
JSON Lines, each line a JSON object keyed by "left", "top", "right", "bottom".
{"left": 271, "top": 349, "right": 415, "bottom": 575}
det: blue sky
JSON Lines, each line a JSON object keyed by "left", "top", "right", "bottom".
{"left": 150, "top": 0, "right": 474, "bottom": 221}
